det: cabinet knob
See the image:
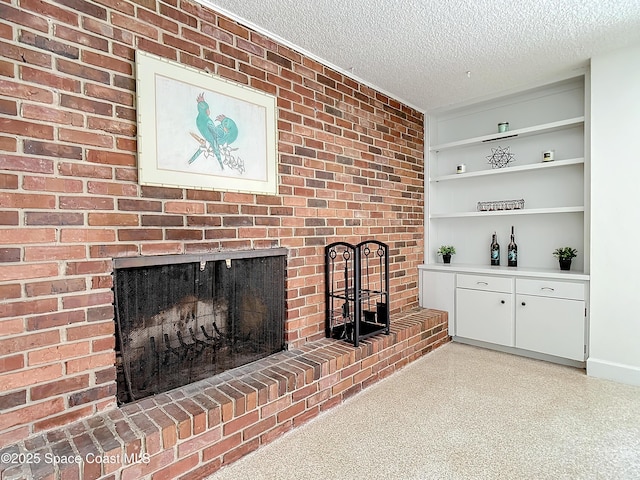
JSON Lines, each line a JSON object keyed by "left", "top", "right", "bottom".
{"left": 500, "top": 300, "right": 505, "bottom": 304}
{"left": 521, "top": 301, "right": 526, "bottom": 306}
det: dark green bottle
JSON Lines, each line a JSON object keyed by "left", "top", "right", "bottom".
{"left": 508, "top": 226, "right": 517, "bottom": 267}
{"left": 491, "top": 232, "right": 500, "bottom": 266}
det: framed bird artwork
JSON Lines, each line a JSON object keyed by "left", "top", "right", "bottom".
{"left": 135, "top": 51, "right": 278, "bottom": 195}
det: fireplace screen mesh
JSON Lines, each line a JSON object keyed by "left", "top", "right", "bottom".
{"left": 113, "top": 254, "right": 285, "bottom": 404}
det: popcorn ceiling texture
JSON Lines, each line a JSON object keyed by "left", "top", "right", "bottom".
{"left": 206, "top": 0, "right": 640, "bottom": 111}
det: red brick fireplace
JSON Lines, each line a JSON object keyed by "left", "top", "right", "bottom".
{"left": 0, "top": 0, "right": 436, "bottom": 477}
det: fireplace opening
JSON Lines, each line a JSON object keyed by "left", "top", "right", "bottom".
{"left": 112, "top": 249, "right": 286, "bottom": 404}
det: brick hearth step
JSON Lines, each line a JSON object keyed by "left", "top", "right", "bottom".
{"left": 0, "top": 308, "right": 448, "bottom": 480}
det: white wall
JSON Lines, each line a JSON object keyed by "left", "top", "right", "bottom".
{"left": 588, "top": 43, "right": 640, "bottom": 385}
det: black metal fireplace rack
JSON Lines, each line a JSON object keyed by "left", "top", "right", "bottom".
{"left": 325, "top": 240, "right": 390, "bottom": 346}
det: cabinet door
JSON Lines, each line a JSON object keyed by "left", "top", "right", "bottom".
{"left": 516, "top": 294, "right": 585, "bottom": 361}
{"left": 456, "top": 288, "right": 514, "bottom": 346}
{"left": 420, "top": 270, "right": 456, "bottom": 334}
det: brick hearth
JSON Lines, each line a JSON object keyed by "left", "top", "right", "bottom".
{"left": 0, "top": 309, "right": 447, "bottom": 480}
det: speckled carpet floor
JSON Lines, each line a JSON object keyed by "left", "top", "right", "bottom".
{"left": 207, "top": 342, "right": 640, "bottom": 480}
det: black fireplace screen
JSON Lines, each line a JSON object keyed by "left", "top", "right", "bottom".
{"left": 113, "top": 251, "right": 286, "bottom": 404}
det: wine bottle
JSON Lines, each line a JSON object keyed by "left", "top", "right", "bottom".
{"left": 490, "top": 232, "right": 500, "bottom": 266}
{"left": 508, "top": 226, "right": 518, "bottom": 267}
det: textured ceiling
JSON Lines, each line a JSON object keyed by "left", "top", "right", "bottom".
{"left": 202, "top": 0, "right": 640, "bottom": 112}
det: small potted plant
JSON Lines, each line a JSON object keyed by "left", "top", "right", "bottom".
{"left": 553, "top": 247, "right": 577, "bottom": 271}
{"left": 437, "top": 245, "right": 456, "bottom": 264}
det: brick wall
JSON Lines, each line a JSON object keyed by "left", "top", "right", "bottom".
{"left": 0, "top": 0, "right": 424, "bottom": 448}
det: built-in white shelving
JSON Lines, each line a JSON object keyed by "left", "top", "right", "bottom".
{"left": 425, "top": 75, "right": 588, "bottom": 272}
{"left": 420, "top": 76, "right": 590, "bottom": 366}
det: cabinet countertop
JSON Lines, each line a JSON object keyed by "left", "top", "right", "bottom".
{"left": 419, "top": 263, "right": 590, "bottom": 281}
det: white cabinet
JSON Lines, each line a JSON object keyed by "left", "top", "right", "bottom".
{"left": 419, "top": 270, "right": 455, "bottom": 335}
{"left": 422, "top": 266, "right": 589, "bottom": 364}
{"left": 426, "top": 76, "right": 588, "bottom": 272}
{"left": 456, "top": 274, "right": 514, "bottom": 346}
{"left": 515, "top": 279, "right": 586, "bottom": 361}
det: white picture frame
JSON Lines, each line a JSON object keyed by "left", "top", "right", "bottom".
{"left": 135, "top": 51, "right": 278, "bottom": 195}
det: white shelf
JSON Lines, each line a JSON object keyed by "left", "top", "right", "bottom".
{"left": 429, "top": 117, "right": 585, "bottom": 152}
{"left": 430, "top": 206, "right": 584, "bottom": 219}
{"left": 419, "top": 263, "right": 590, "bottom": 281}
{"left": 430, "top": 158, "right": 584, "bottom": 183}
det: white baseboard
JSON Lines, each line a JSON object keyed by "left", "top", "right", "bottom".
{"left": 587, "top": 358, "right": 640, "bottom": 386}
{"left": 452, "top": 337, "right": 586, "bottom": 369}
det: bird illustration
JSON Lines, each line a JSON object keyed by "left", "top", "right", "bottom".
{"left": 188, "top": 92, "right": 239, "bottom": 169}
